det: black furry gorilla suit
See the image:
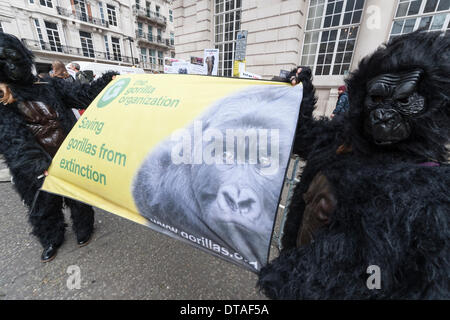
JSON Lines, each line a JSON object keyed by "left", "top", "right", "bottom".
{"left": 258, "top": 31, "right": 449, "bottom": 299}
{"left": 0, "top": 33, "right": 116, "bottom": 259}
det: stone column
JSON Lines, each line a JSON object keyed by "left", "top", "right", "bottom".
{"left": 351, "top": 0, "right": 398, "bottom": 70}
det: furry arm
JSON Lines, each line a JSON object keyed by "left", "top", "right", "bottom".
{"left": 287, "top": 67, "right": 344, "bottom": 160}
{"left": 52, "top": 71, "right": 119, "bottom": 109}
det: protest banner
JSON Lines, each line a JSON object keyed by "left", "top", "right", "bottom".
{"left": 41, "top": 74, "right": 303, "bottom": 271}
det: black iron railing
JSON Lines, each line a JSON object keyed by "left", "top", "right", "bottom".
{"left": 56, "top": 6, "right": 110, "bottom": 28}
{"left": 22, "top": 39, "right": 135, "bottom": 64}
{"left": 132, "top": 5, "right": 167, "bottom": 26}
{"left": 135, "top": 31, "right": 174, "bottom": 49}
{"left": 138, "top": 61, "right": 164, "bottom": 72}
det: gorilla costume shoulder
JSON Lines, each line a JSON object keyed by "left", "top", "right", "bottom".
{"left": 258, "top": 31, "right": 449, "bottom": 299}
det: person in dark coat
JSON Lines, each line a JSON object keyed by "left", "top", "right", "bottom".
{"left": 0, "top": 33, "right": 117, "bottom": 262}
{"left": 331, "top": 85, "right": 349, "bottom": 117}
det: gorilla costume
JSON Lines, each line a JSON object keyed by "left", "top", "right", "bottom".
{"left": 0, "top": 33, "right": 117, "bottom": 261}
{"left": 258, "top": 31, "right": 449, "bottom": 299}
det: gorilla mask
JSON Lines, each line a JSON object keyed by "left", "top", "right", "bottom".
{"left": 0, "top": 33, "right": 35, "bottom": 85}
{"left": 346, "top": 31, "right": 450, "bottom": 162}
{"left": 364, "top": 69, "right": 425, "bottom": 146}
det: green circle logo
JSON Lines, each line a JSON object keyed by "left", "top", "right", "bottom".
{"left": 97, "top": 78, "right": 131, "bottom": 108}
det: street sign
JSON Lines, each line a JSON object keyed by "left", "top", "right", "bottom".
{"left": 235, "top": 30, "right": 248, "bottom": 61}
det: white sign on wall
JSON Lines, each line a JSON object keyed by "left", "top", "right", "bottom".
{"left": 204, "top": 49, "right": 219, "bottom": 76}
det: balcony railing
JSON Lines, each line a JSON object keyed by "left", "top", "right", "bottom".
{"left": 138, "top": 61, "right": 164, "bottom": 72}
{"left": 22, "top": 39, "right": 135, "bottom": 65}
{"left": 56, "top": 6, "right": 109, "bottom": 28}
{"left": 135, "top": 31, "right": 174, "bottom": 49}
{"left": 132, "top": 5, "right": 167, "bottom": 27}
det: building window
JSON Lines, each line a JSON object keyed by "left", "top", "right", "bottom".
{"left": 157, "top": 28, "right": 162, "bottom": 42}
{"left": 111, "top": 37, "right": 122, "bottom": 61}
{"left": 44, "top": 21, "right": 62, "bottom": 52}
{"left": 104, "top": 35, "right": 111, "bottom": 60}
{"left": 140, "top": 47, "right": 147, "bottom": 66}
{"left": 331, "top": 26, "right": 358, "bottom": 75}
{"left": 155, "top": 5, "right": 160, "bottom": 17}
{"left": 80, "top": 31, "right": 95, "bottom": 58}
{"left": 342, "top": 0, "right": 365, "bottom": 25}
{"left": 34, "top": 19, "right": 45, "bottom": 49}
{"left": 214, "top": 0, "right": 242, "bottom": 77}
{"left": 390, "top": 0, "right": 450, "bottom": 40}
{"left": 323, "top": 0, "right": 344, "bottom": 27}
{"left": 0, "top": 22, "right": 3, "bottom": 33}
{"left": 147, "top": 25, "right": 153, "bottom": 41}
{"left": 99, "top": 2, "right": 106, "bottom": 25}
{"left": 301, "top": 0, "right": 364, "bottom": 76}
{"left": 74, "top": 0, "right": 88, "bottom": 22}
{"left": 170, "top": 32, "right": 174, "bottom": 46}
{"left": 396, "top": 0, "right": 449, "bottom": 17}
{"left": 135, "top": 0, "right": 140, "bottom": 10}
{"left": 306, "top": 0, "right": 325, "bottom": 30}
{"left": 146, "top": 2, "right": 151, "bottom": 17}
{"left": 169, "top": 9, "right": 173, "bottom": 22}
{"left": 29, "top": 0, "right": 35, "bottom": 4}
{"left": 40, "top": 0, "right": 53, "bottom": 8}
{"left": 157, "top": 50, "right": 163, "bottom": 65}
{"left": 138, "top": 22, "right": 144, "bottom": 37}
{"left": 149, "top": 49, "right": 156, "bottom": 64}
{"left": 107, "top": 4, "right": 117, "bottom": 26}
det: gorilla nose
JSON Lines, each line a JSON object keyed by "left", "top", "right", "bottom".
{"left": 217, "top": 185, "right": 261, "bottom": 218}
{"left": 371, "top": 108, "right": 397, "bottom": 124}
{"left": 369, "top": 108, "right": 409, "bottom": 144}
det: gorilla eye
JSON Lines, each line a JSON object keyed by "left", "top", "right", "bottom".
{"left": 371, "top": 95, "right": 383, "bottom": 103}
{"left": 397, "top": 97, "right": 409, "bottom": 104}
{"left": 4, "top": 49, "right": 19, "bottom": 59}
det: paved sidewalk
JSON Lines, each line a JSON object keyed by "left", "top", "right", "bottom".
{"left": 0, "top": 155, "right": 11, "bottom": 182}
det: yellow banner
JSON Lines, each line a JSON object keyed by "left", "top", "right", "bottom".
{"left": 233, "top": 60, "right": 246, "bottom": 77}
{"left": 42, "top": 74, "right": 303, "bottom": 271}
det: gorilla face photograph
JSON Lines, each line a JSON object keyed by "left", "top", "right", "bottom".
{"left": 132, "top": 85, "right": 302, "bottom": 270}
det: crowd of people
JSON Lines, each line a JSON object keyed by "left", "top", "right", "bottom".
{"left": 37, "top": 60, "right": 94, "bottom": 85}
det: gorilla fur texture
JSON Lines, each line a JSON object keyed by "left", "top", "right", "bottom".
{"left": 0, "top": 33, "right": 117, "bottom": 248}
{"left": 258, "top": 31, "right": 449, "bottom": 299}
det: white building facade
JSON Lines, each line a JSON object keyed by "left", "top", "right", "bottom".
{"left": 0, "top": 0, "right": 175, "bottom": 73}
{"left": 173, "top": 0, "right": 449, "bottom": 116}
